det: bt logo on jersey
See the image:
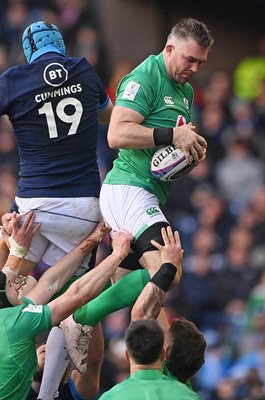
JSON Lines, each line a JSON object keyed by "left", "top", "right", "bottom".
{"left": 44, "top": 63, "right": 68, "bottom": 87}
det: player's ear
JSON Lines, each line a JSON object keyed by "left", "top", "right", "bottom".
{"left": 125, "top": 348, "right": 130, "bottom": 362}
{"left": 165, "top": 44, "right": 174, "bottom": 55}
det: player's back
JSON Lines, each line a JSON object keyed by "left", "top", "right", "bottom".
{"left": 0, "top": 53, "right": 108, "bottom": 197}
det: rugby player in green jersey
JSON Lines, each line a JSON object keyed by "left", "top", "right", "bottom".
{"left": 99, "top": 318, "right": 205, "bottom": 400}
{"left": 60, "top": 17, "right": 213, "bottom": 376}
{"left": 100, "top": 17, "right": 214, "bottom": 290}
{"left": 98, "top": 228, "right": 205, "bottom": 400}
{"left": 0, "top": 212, "right": 183, "bottom": 399}
{"left": 0, "top": 212, "right": 134, "bottom": 400}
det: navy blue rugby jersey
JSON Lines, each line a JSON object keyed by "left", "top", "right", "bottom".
{"left": 0, "top": 52, "right": 109, "bottom": 197}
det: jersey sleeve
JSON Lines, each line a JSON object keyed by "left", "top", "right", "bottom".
{"left": 93, "top": 70, "right": 110, "bottom": 109}
{"left": 8, "top": 303, "right": 52, "bottom": 341}
{"left": 115, "top": 71, "right": 156, "bottom": 118}
{"left": 0, "top": 74, "right": 9, "bottom": 114}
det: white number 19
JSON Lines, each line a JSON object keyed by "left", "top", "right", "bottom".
{"left": 38, "top": 97, "right": 83, "bottom": 138}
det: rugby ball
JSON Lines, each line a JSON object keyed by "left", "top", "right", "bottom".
{"left": 150, "top": 145, "right": 195, "bottom": 182}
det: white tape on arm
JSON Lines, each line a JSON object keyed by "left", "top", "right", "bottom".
{"left": 8, "top": 236, "right": 28, "bottom": 258}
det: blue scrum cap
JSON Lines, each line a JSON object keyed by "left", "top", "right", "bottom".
{"left": 22, "top": 21, "right": 66, "bottom": 63}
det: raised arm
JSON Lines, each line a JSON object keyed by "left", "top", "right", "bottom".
{"left": 47, "top": 230, "right": 133, "bottom": 326}
{"left": 1, "top": 211, "right": 39, "bottom": 280}
{"left": 27, "top": 222, "right": 111, "bottom": 305}
{"left": 131, "top": 226, "right": 183, "bottom": 322}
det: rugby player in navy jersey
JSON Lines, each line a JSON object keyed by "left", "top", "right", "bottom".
{"left": 0, "top": 21, "right": 113, "bottom": 400}
{"left": 0, "top": 21, "right": 112, "bottom": 277}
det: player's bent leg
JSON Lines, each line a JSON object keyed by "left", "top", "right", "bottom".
{"left": 37, "top": 326, "right": 70, "bottom": 400}
{"left": 71, "top": 323, "right": 104, "bottom": 399}
{"left": 133, "top": 221, "right": 170, "bottom": 276}
{"left": 111, "top": 251, "right": 143, "bottom": 283}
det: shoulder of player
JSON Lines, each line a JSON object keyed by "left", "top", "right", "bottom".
{"left": 133, "top": 53, "right": 162, "bottom": 78}
{"left": 118, "top": 54, "right": 162, "bottom": 94}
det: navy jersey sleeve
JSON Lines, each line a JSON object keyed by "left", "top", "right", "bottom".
{"left": 0, "top": 74, "right": 9, "bottom": 114}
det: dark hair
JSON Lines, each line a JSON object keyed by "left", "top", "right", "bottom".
{"left": 125, "top": 319, "right": 164, "bottom": 364}
{"left": 165, "top": 316, "right": 206, "bottom": 382}
{"left": 168, "top": 18, "right": 214, "bottom": 50}
{"left": 0, "top": 271, "right": 13, "bottom": 309}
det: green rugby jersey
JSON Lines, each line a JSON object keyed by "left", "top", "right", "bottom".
{"left": 99, "top": 369, "right": 200, "bottom": 400}
{"left": 104, "top": 52, "right": 194, "bottom": 205}
{"left": 0, "top": 298, "right": 52, "bottom": 400}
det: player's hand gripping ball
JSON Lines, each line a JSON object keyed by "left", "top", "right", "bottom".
{"left": 150, "top": 145, "right": 195, "bottom": 181}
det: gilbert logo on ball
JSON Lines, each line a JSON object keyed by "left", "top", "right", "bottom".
{"left": 150, "top": 145, "right": 195, "bottom": 182}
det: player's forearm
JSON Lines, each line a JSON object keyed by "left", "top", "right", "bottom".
{"left": 36, "top": 247, "right": 84, "bottom": 298}
{"left": 108, "top": 122, "right": 155, "bottom": 149}
{"left": 2, "top": 255, "right": 23, "bottom": 278}
{"left": 70, "top": 253, "right": 125, "bottom": 304}
{"left": 0, "top": 239, "right": 9, "bottom": 268}
{"left": 131, "top": 282, "right": 165, "bottom": 321}
{"left": 36, "top": 225, "right": 109, "bottom": 299}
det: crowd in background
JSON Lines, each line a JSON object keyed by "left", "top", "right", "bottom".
{"left": 0, "top": 1, "right": 265, "bottom": 399}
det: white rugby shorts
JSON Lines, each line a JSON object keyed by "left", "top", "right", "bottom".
{"left": 15, "top": 196, "right": 101, "bottom": 276}
{"left": 100, "top": 184, "right": 168, "bottom": 240}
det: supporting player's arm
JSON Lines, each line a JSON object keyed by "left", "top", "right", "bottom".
{"left": 1, "top": 211, "right": 39, "bottom": 279}
{"left": 131, "top": 226, "right": 183, "bottom": 322}
{"left": 27, "top": 222, "right": 111, "bottom": 305}
{"left": 46, "top": 230, "right": 133, "bottom": 326}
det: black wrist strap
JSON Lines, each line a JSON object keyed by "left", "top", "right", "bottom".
{"left": 150, "top": 263, "right": 177, "bottom": 292}
{"left": 153, "top": 128, "right": 173, "bottom": 146}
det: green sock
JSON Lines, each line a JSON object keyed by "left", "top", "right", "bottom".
{"left": 73, "top": 269, "right": 150, "bottom": 326}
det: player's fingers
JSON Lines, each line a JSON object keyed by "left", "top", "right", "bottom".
{"left": 150, "top": 239, "right": 162, "bottom": 250}
{"left": 182, "top": 148, "right": 193, "bottom": 164}
{"left": 11, "top": 211, "right": 19, "bottom": 231}
{"left": 190, "top": 147, "right": 199, "bottom": 164}
{"left": 22, "top": 211, "right": 35, "bottom": 230}
{"left": 188, "top": 122, "right": 196, "bottom": 130}
{"left": 166, "top": 226, "right": 174, "bottom": 242}
{"left": 161, "top": 227, "right": 170, "bottom": 245}
{"left": 197, "top": 134, "right": 207, "bottom": 149}
{"left": 31, "top": 223, "right": 41, "bottom": 235}
{"left": 174, "top": 230, "right": 181, "bottom": 247}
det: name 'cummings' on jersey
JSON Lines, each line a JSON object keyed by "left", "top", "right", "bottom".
{"left": 0, "top": 53, "right": 109, "bottom": 198}
{"left": 35, "top": 84, "right": 82, "bottom": 103}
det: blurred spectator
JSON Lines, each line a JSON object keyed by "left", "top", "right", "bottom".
{"left": 106, "top": 60, "right": 134, "bottom": 104}
{"left": 196, "top": 331, "right": 232, "bottom": 398}
{"left": 203, "top": 70, "right": 233, "bottom": 115}
{"left": 215, "top": 135, "right": 264, "bottom": 215}
{"left": 177, "top": 251, "right": 225, "bottom": 329}
{"left": 246, "top": 271, "right": 265, "bottom": 329}
{"left": 0, "top": 0, "right": 28, "bottom": 65}
{"left": 199, "top": 102, "right": 228, "bottom": 163}
{"left": 0, "top": 116, "right": 19, "bottom": 171}
{"left": 233, "top": 35, "right": 265, "bottom": 102}
{"left": 75, "top": 25, "right": 99, "bottom": 66}
{"left": 0, "top": 166, "right": 17, "bottom": 218}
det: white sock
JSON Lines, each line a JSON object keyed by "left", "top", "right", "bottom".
{"left": 38, "top": 326, "right": 70, "bottom": 400}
